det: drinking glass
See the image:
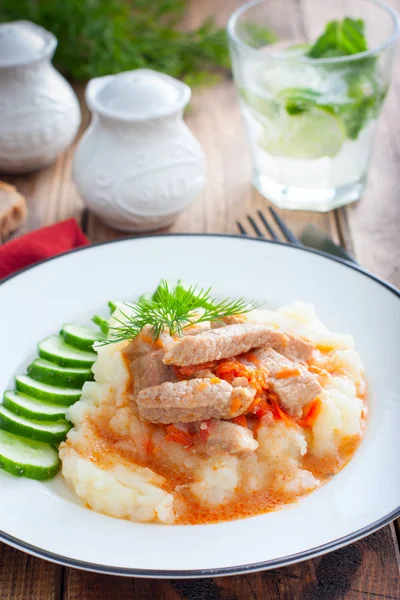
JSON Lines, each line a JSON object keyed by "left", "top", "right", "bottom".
{"left": 227, "top": 0, "right": 399, "bottom": 211}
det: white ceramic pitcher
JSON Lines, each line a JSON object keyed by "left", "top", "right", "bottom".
{"left": 0, "top": 21, "right": 81, "bottom": 173}
{"left": 72, "top": 69, "right": 206, "bottom": 232}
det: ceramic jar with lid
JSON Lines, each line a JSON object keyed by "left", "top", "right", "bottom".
{"left": 72, "top": 69, "right": 206, "bottom": 232}
{"left": 0, "top": 21, "right": 81, "bottom": 174}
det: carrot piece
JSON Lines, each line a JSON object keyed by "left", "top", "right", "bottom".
{"left": 247, "top": 396, "right": 261, "bottom": 413}
{"left": 269, "top": 398, "right": 293, "bottom": 425}
{"left": 231, "top": 415, "right": 247, "bottom": 428}
{"left": 244, "top": 353, "right": 261, "bottom": 366}
{"left": 274, "top": 367, "right": 301, "bottom": 379}
{"left": 231, "top": 395, "right": 242, "bottom": 415}
{"left": 165, "top": 425, "right": 193, "bottom": 447}
{"left": 302, "top": 397, "right": 321, "bottom": 420}
{"left": 248, "top": 367, "right": 269, "bottom": 395}
{"left": 209, "top": 377, "right": 221, "bottom": 384}
{"left": 140, "top": 334, "right": 153, "bottom": 344}
{"left": 254, "top": 400, "right": 271, "bottom": 418}
{"left": 316, "top": 344, "right": 335, "bottom": 353}
{"left": 215, "top": 359, "right": 242, "bottom": 382}
{"left": 297, "top": 398, "right": 322, "bottom": 428}
{"left": 216, "top": 359, "right": 269, "bottom": 403}
{"left": 144, "top": 438, "right": 155, "bottom": 455}
{"left": 173, "top": 366, "right": 187, "bottom": 381}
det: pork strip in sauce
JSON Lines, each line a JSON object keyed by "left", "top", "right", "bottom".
{"left": 123, "top": 322, "right": 212, "bottom": 361}
{"left": 163, "top": 324, "right": 287, "bottom": 366}
{"left": 200, "top": 419, "right": 258, "bottom": 457}
{"left": 250, "top": 347, "right": 321, "bottom": 416}
{"left": 123, "top": 325, "right": 172, "bottom": 361}
{"left": 136, "top": 379, "right": 256, "bottom": 423}
{"left": 273, "top": 333, "right": 315, "bottom": 362}
{"left": 131, "top": 349, "right": 177, "bottom": 398}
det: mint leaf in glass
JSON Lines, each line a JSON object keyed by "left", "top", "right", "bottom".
{"left": 308, "top": 17, "right": 368, "bottom": 58}
{"left": 277, "top": 88, "right": 323, "bottom": 115}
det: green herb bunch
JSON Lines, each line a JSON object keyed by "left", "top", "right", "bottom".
{"left": 102, "top": 280, "right": 260, "bottom": 344}
{"left": 0, "top": 0, "right": 230, "bottom": 86}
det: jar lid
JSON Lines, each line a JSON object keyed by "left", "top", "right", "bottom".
{"left": 0, "top": 21, "right": 57, "bottom": 68}
{"left": 86, "top": 69, "right": 191, "bottom": 121}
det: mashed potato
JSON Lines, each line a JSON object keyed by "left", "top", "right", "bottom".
{"left": 59, "top": 302, "right": 366, "bottom": 524}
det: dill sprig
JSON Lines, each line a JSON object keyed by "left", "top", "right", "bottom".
{"left": 0, "top": 0, "right": 230, "bottom": 87}
{"left": 102, "top": 280, "right": 261, "bottom": 344}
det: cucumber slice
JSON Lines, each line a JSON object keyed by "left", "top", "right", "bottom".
{"left": 61, "top": 324, "right": 105, "bottom": 350}
{"left": 0, "top": 406, "right": 71, "bottom": 444}
{"left": 108, "top": 300, "right": 118, "bottom": 313}
{"left": 15, "top": 375, "right": 81, "bottom": 406}
{"left": 38, "top": 335, "right": 97, "bottom": 367}
{"left": 3, "top": 391, "right": 68, "bottom": 422}
{"left": 27, "top": 358, "right": 92, "bottom": 388}
{"left": 92, "top": 315, "right": 109, "bottom": 336}
{"left": 0, "top": 429, "right": 60, "bottom": 480}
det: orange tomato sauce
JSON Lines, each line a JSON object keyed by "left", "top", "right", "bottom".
{"left": 80, "top": 350, "right": 367, "bottom": 525}
{"left": 82, "top": 413, "right": 366, "bottom": 526}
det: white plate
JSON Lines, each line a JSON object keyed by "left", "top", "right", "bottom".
{"left": 1, "top": 234, "right": 399, "bottom": 577}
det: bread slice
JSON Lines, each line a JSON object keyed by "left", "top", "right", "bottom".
{"left": 0, "top": 182, "right": 27, "bottom": 239}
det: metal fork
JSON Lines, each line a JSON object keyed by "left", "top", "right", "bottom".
{"left": 237, "top": 207, "right": 302, "bottom": 246}
{"left": 237, "top": 207, "right": 358, "bottom": 264}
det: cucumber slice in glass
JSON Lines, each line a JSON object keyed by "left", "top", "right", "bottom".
{"left": 0, "top": 429, "right": 60, "bottom": 480}
{"left": 38, "top": 335, "right": 97, "bottom": 368}
{"left": 3, "top": 390, "right": 68, "bottom": 421}
{"left": 61, "top": 324, "right": 105, "bottom": 350}
{"left": 15, "top": 375, "right": 81, "bottom": 406}
{"left": 27, "top": 358, "right": 92, "bottom": 388}
{"left": 258, "top": 107, "right": 346, "bottom": 159}
{"left": 0, "top": 406, "right": 71, "bottom": 444}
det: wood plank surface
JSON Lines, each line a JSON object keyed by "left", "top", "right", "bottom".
{"left": 1, "top": 0, "right": 400, "bottom": 599}
{"left": 62, "top": 526, "right": 400, "bottom": 600}
{"left": 342, "top": 40, "right": 400, "bottom": 288}
{"left": 0, "top": 542, "right": 63, "bottom": 600}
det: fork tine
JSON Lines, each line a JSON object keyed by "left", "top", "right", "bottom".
{"left": 247, "top": 215, "right": 265, "bottom": 237}
{"left": 257, "top": 210, "right": 279, "bottom": 241}
{"left": 268, "top": 207, "right": 301, "bottom": 245}
{"left": 237, "top": 221, "right": 247, "bottom": 235}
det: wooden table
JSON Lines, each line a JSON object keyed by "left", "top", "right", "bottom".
{"left": 1, "top": 0, "right": 400, "bottom": 598}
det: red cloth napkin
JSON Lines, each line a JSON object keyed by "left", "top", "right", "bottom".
{"left": 0, "top": 219, "right": 89, "bottom": 279}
